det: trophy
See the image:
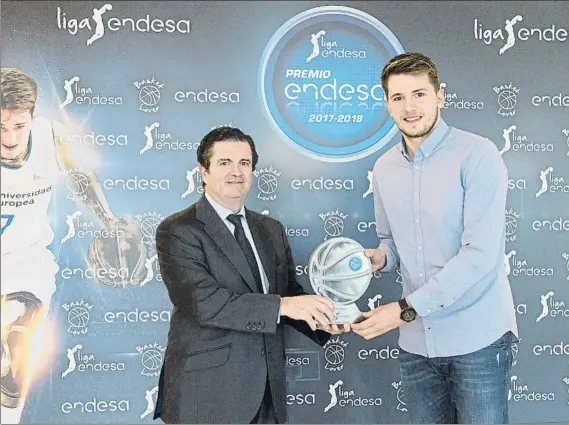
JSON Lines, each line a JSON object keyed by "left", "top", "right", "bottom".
{"left": 308, "top": 237, "right": 372, "bottom": 324}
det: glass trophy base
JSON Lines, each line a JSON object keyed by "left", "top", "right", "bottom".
{"left": 332, "top": 302, "right": 362, "bottom": 324}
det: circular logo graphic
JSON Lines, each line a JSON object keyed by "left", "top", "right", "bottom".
{"left": 505, "top": 213, "right": 518, "bottom": 238}
{"left": 258, "top": 174, "right": 278, "bottom": 195}
{"left": 68, "top": 306, "right": 90, "bottom": 330}
{"left": 259, "top": 6, "right": 404, "bottom": 162}
{"left": 67, "top": 173, "right": 89, "bottom": 196}
{"left": 349, "top": 256, "right": 362, "bottom": 271}
{"left": 324, "top": 215, "right": 344, "bottom": 238}
{"left": 141, "top": 349, "right": 163, "bottom": 371}
{"left": 324, "top": 343, "right": 345, "bottom": 365}
{"left": 139, "top": 85, "right": 161, "bottom": 107}
{"left": 498, "top": 90, "right": 517, "bottom": 112}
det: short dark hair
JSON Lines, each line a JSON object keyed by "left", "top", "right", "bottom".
{"left": 381, "top": 53, "right": 440, "bottom": 99}
{"left": 197, "top": 126, "right": 259, "bottom": 187}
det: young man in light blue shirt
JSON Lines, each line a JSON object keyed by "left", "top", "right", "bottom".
{"left": 352, "top": 53, "right": 518, "bottom": 424}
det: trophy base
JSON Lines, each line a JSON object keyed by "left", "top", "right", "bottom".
{"left": 332, "top": 303, "right": 362, "bottom": 324}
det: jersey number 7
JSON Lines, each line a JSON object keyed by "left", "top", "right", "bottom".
{"left": 1, "top": 214, "right": 14, "bottom": 235}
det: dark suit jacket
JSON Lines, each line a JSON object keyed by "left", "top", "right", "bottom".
{"left": 153, "top": 196, "right": 329, "bottom": 424}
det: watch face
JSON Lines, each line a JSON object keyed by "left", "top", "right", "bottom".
{"left": 402, "top": 309, "right": 416, "bottom": 322}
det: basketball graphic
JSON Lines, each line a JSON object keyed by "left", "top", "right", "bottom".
{"left": 257, "top": 174, "right": 278, "bottom": 195}
{"left": 498, "top": 90, "right": 517, "bottom": 111}
{"left": 495, "top": 84, "right": 520, "bottom": 117}
{"left": 138, "top": 343, "right": 166, "bottom": 377}
{"left": 67, "top": 306, "right": 90, "bottom": 331}
{"left": 140, "top": 216, "right": 161, "bottom": 253}
{"left": 505, "top": 214, "right": 518, "bottom": 237}
{"left": 324, "top": 216, "right": 344, "bottom": 239}
{"left": 511, "top": 342, "right": 519, "bottom": 366}
{"left": 139, "top": 85, "right": 161, "bottom": 107}
{"left": 324, "top": 343, "right": 345, "bottom": 366}
{"left": 67, "top": 173, "right": 89, "bottom": 197}
{"left": 323, "top": 336, "right": 349, "bottom": 371}
{"left": 141, "top": 349, "right": 163, "bottom": 372}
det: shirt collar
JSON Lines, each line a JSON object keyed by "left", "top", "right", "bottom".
{"left": 399, "top": 119, "right": 450, "bottom": 160}
{"left": 205, "top": 192, "right": 246, "bottom": 221}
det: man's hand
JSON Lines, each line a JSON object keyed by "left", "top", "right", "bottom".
{"left": 280, "top": 295, "right": 335, "bottom": 331}
{"left": 318, "top": 323, "right": 351, "bottom": 335}
{"left": 364, "top": 248, "right": 386, "bottom": 272}
{"left": 351, "top": 302, "right": 403, "bottom": 340}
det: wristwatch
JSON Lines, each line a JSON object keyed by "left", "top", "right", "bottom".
{"left": 398, "top": 298, "right": 417, "bottom": 322}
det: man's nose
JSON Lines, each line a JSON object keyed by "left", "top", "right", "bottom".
{"left": 2, "top": 130, "right": 16, "bottom": 144}
{"left": 230, "top": 163, "right": 243, "bottom": 175}
{"left": 403, "top": 98, "right": 418, "bottom": 112}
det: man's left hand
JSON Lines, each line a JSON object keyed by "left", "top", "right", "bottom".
{"left": 351, "top": 302, "right": 404, "bottom": 340}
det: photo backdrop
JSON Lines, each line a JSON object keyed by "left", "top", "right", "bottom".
{"left": 1, "top": 1, "right": 568, "bottom": 423}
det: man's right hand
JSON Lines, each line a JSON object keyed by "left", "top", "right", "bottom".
{"left": 280, "top": 295, "right": 335, "bottom": 331}
{"left": 364, "top": 248, "right": 386, "bottom": 272}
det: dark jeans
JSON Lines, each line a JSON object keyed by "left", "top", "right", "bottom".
{"left": 399, "top": 331, "right": 515, "bottom": 424}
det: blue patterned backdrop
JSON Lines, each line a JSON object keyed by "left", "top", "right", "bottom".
{"left": 1, "top": 1, "right": 568, "bottom": 423}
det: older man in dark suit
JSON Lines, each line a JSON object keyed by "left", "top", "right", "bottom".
{"left": 153, "top": 126, "right": 347, "bottom": 424}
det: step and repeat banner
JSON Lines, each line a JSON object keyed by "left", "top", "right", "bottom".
{"left": 1, "top": 1, "right": 568, "bottom": 423}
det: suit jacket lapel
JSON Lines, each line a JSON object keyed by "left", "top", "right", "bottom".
{"left": 246, "top": 209, "right": 276, "bottom": 294}
{"left": 197, "top": 197, "right": 258, "bottom": 293}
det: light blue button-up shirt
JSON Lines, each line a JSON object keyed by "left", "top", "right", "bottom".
{"left": 373, "top": 119, "right": 518, "bottom": 358}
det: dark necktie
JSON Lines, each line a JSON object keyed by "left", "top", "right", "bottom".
{"left": 226, "top": 214, "right": 263, "bottom": 292}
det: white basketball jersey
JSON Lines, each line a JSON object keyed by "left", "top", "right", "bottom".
{"left": 1, "top": 117, "right": 60, "bottom": 284}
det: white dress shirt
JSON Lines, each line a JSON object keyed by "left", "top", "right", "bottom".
{"left": 205, "top": 192, "right": 269, "bottom": 294}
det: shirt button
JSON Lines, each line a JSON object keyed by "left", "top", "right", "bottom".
{"left": 415, "top": 166, "right": 419, "bottom": 170}
{"left": 261, "top": 349, "right": 266, "bottom": 356}
{"left": 418, "top": 246, "right": 422, "bottom": 250}
{"left": 420, "top": 273, "right": 424, "bottom": 277}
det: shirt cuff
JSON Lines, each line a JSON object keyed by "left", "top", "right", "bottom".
{"left": 380, "top": 248, "right": 396, "bottom": 272}
{"left": 406, "top": 287, "right": 442, "bottom": 318}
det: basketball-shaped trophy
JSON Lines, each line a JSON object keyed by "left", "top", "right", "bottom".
{"left": 87, "top": 218, "right": 147, "bottom": 287}
{"left": 308, "top": 237, "right": 372, "bottom": 324}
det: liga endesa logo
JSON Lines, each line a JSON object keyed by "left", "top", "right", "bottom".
{"left": 56, "top": 3, "right": 190, "bottom": 46}
{"left": 258, "top": 6, "right": 404, "bottom": 162}
{"left": 474, "top": 15, "right": 567, "bottom": 55}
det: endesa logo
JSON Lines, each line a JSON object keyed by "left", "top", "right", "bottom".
{"left": 258, "top": 6, "right": 404, "bottom": 162}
